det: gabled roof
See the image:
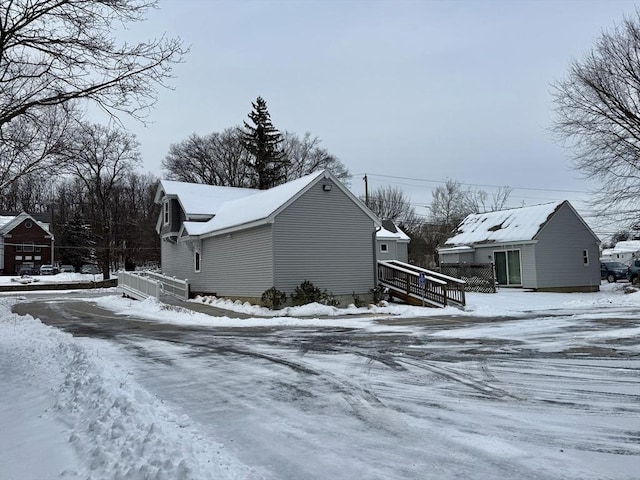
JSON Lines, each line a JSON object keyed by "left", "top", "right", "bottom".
{"left": 181, "top": 170, "right": 380, "bottom": 238}
{"left": 377, "top": 220, "right": 410, "bottom": 242}
{"left": 444, "top": 201, "right": 567, "bottom": 246}
{"left": 0, "top": 212, "right": 52, "bottom": 237}
{"left": 155, "top": 180, "right": 257, "bottom": 219}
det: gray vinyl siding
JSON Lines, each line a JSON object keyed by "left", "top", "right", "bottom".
{"left": 159, "top": 199, "right": 183, "bottom": 237}
{"left": 273, "top": 179, "right": 376, "bottom": 295}
{"left": 160, "top": 238, "right": 194, "bottom": 282}
{"left": 397, "top": 242, "right": 409, "bottom": 263}
{"left": 533, "top": 203, "right": 601, "bottom": 289}
{"left": 377, "top": 239, "right": 398, "bottom": 262}
{"left": 197, "top": 225, "right": 274, "bottom": 296}
{"left": 440, "top": 251, "right": 474, "bottom": 264}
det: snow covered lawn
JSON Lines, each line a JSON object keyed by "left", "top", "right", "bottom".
{"left": 1, "top": 283, "right": 639, "bottom": 479}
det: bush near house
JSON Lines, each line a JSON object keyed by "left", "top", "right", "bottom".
{"left": 291, "top": 280, "right": 338, "bottom": 307}
{"left": 260, "top": 287, "right": 287, "bottom": 310}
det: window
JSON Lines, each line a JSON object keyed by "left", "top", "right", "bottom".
{"left": 163, "top": 201, "right": 170, "bottom": 225}
{"left": 23, "top": 242, "right": 34, "bottom": 253}
{"left": 583, "top": 249, "right": 589, "bottom": 266}
{"left": 194, "top": 251, "right": 201, "bottom": 272}
{"left": 25, "top": 221, "right": 32, "bottom": 228}
{"left": 15, "top": 255, "right": 22, "bottom": 261}
{"left": 380, "top": 243, "right": 388, "bottom": 253}
{"left": 15, "top": 244, "right": 22, "bottom": 252}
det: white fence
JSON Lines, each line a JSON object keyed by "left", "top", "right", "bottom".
{"left": 118, "top": 271, "right": 190, "bottom": 301}
{"left": 137, "top": 271, "right": 190, "bottom": 300}
{"left": 117, "top": 271, "right": 162, "bottom": 300}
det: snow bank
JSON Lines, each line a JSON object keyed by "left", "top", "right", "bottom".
{"left": 192, "top": 283, "right": 640, "bottom": 319}
{"left": 0, "top": 299, "right": 257, "bottom": 480}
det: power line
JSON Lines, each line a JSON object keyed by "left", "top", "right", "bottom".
{"left": 351, "top": 173, "right": 590, "bottom": 194}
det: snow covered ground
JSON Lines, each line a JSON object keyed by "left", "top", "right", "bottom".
{"left": 1, "top": 283, "right": 639, "bottom": 479}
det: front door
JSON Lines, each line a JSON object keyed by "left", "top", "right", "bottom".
{"left": 494, "top": 250, "right": 522, "bottom": 286}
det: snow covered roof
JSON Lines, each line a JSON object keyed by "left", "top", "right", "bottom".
{"left": 0, "top": 212, "right": 52, "bottom": 236}
{"left": 444, "top": 201, "right": 565, "bottom": 246}
{"left": 0, "top": 216, "right": 14, "bottom": 229}
{"left": 179, "top": 170, "right": 378, "bottom": 237}
{"left": 156, "top": 180, "right": 257, "bottom": 218}
{"left": 376, "top": 223, "right": 410, "bottom": 242}
{"left": 610, "top": 240, "right": 640, "bottom": 253}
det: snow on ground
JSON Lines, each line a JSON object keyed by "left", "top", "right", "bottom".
{"left": 0, "top": 298, "right": 258, "bottom": 480}
{"left": 0, "top": 272, "right": 104, "bottom": 285}
{"left": 1, "top": 282, "right": 639, "bottom": 479}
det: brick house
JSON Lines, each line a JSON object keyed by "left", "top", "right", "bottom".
{"left": 0, "top": 212, "right": 54, "bottom": 275}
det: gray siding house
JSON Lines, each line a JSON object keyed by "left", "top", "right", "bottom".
{"left": 155, "top": 170, "right": 383, "bottom": 303}
{"left": 376, "top": 220, "right": 410, "bottom": 263}
{"left": 438, "top": 201, "right": 601, "bottom": 292}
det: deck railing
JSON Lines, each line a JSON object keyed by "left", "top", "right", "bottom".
{"left": 117, "top": 271, "right": 161, "bottom": 300}
{"left": 377, "top": 260, "right": 466, "bottom": 307}
{"left": 137, "top": 271, "right": 190, "bottom": 300}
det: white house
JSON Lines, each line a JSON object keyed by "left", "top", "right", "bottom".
{"left": 601, "top": 240, "right": 640, "bottom": 266}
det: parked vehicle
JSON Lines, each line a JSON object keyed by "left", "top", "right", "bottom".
{"left": 59, "top": 264, "right": 76, "bottom": 273}
{"left": 80, "top": 264, "right": 100, "bottom": 274}
{"left": 627, "top": 259, "right": 640, "bottom": 285}
{"left": 18, "top": 266, "right": 36, "bottom": 276}
{"left": 39, "top": 264, "right": 57, "bottom": 275}
{"left": 600, "top": 261, "right": 628, "bottom": 283}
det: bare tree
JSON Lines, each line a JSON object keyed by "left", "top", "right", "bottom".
{"left": 366, "top": 185, "right": 420, "bottom": 230}
{"left": 463, "top": 185, "right": 513, "bottom": 214}
{"left": 60, "top": 123, "right": 141, "bottom": 279}
{"left": 552, "top": 10, "right": 640, "bottom": 226}
{"left": 429, "top": 179, "right": 470, "bottom": 227}
{"left": 0, "top": 104, "right": 76, "bottom": 189}
{"left": 162, "top": 128, "right": 252, "bottom": 187}
{"left": 0, "top": 0, "right": 186, "bottom": 186}
{"left": 282, "top": 132, "right": 350, "bottom": 184}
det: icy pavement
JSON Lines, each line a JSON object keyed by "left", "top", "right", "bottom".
{"left": 1, "top": 283, "right": 639, "bottom": 479}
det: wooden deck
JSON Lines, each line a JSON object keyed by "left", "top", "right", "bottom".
{"left": 377, "top": 260, "right": 466, "bottom": 308}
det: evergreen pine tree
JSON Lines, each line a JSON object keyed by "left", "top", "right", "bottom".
{"left": 240, "top": 97, "right": 289, "bottom": 189}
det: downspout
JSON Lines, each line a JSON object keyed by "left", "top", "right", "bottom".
{"left": 373, "top": 225, "right": 382, "bottom": 287}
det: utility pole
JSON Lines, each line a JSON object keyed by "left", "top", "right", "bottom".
{"left": 363, "top": 174, "right": 369, "bottom": 207}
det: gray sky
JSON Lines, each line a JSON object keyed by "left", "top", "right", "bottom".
{"left": 119, "top": 0, "right": 636, "bottom": 237}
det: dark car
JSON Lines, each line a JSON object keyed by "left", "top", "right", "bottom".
{"left": 600, "top": 261, "right": 628, "bottom": 283}
{"left": 627, "top": 259, "right": 640, "bottom": 285}
{"left": 81, "top": 264, "right": 101, "bottom": 274}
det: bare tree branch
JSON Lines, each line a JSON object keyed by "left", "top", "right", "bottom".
{"left": 552, "top": 10, "right": 640, "bottom": 228}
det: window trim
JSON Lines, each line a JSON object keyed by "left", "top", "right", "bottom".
{"left": 379, "top": 242, "right": 389, "bottom": 253}
{"left": 163, "top": 201, "right": 170, "bottom": 225}
{"left": 23, "top": 241, "right": 35, "bottom": 253}
{"left": 194, "top": 250, "right": 201, "bottom": 273}
{"left": 582, "top": 249, "right": 589, "bottom": 266}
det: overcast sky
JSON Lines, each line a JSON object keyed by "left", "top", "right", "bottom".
{"left": 117, "top": 0, "right": 636, "bottom": 237}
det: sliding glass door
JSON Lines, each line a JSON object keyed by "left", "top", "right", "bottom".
{"left": 494, "top": 250, "right": 521, "bottom": 286}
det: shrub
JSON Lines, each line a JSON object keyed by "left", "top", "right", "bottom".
{"left": 321, "top": 291, "right": 340, "bottom": 307}
{"left": 291, "top": 280, "right": 324, "bottom": 306}
{"left": 370, "top": 284, "right": 386, "bottom": 304}
{"left": 352, "top": 291, "right": 364, "bottom": 308}
{"left": 261, "top": 287, "right": 287, "bottom": 310}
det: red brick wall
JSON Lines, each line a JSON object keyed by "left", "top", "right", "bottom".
{"left": 3, "top": 219, "right": 53, "bottom": 274}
